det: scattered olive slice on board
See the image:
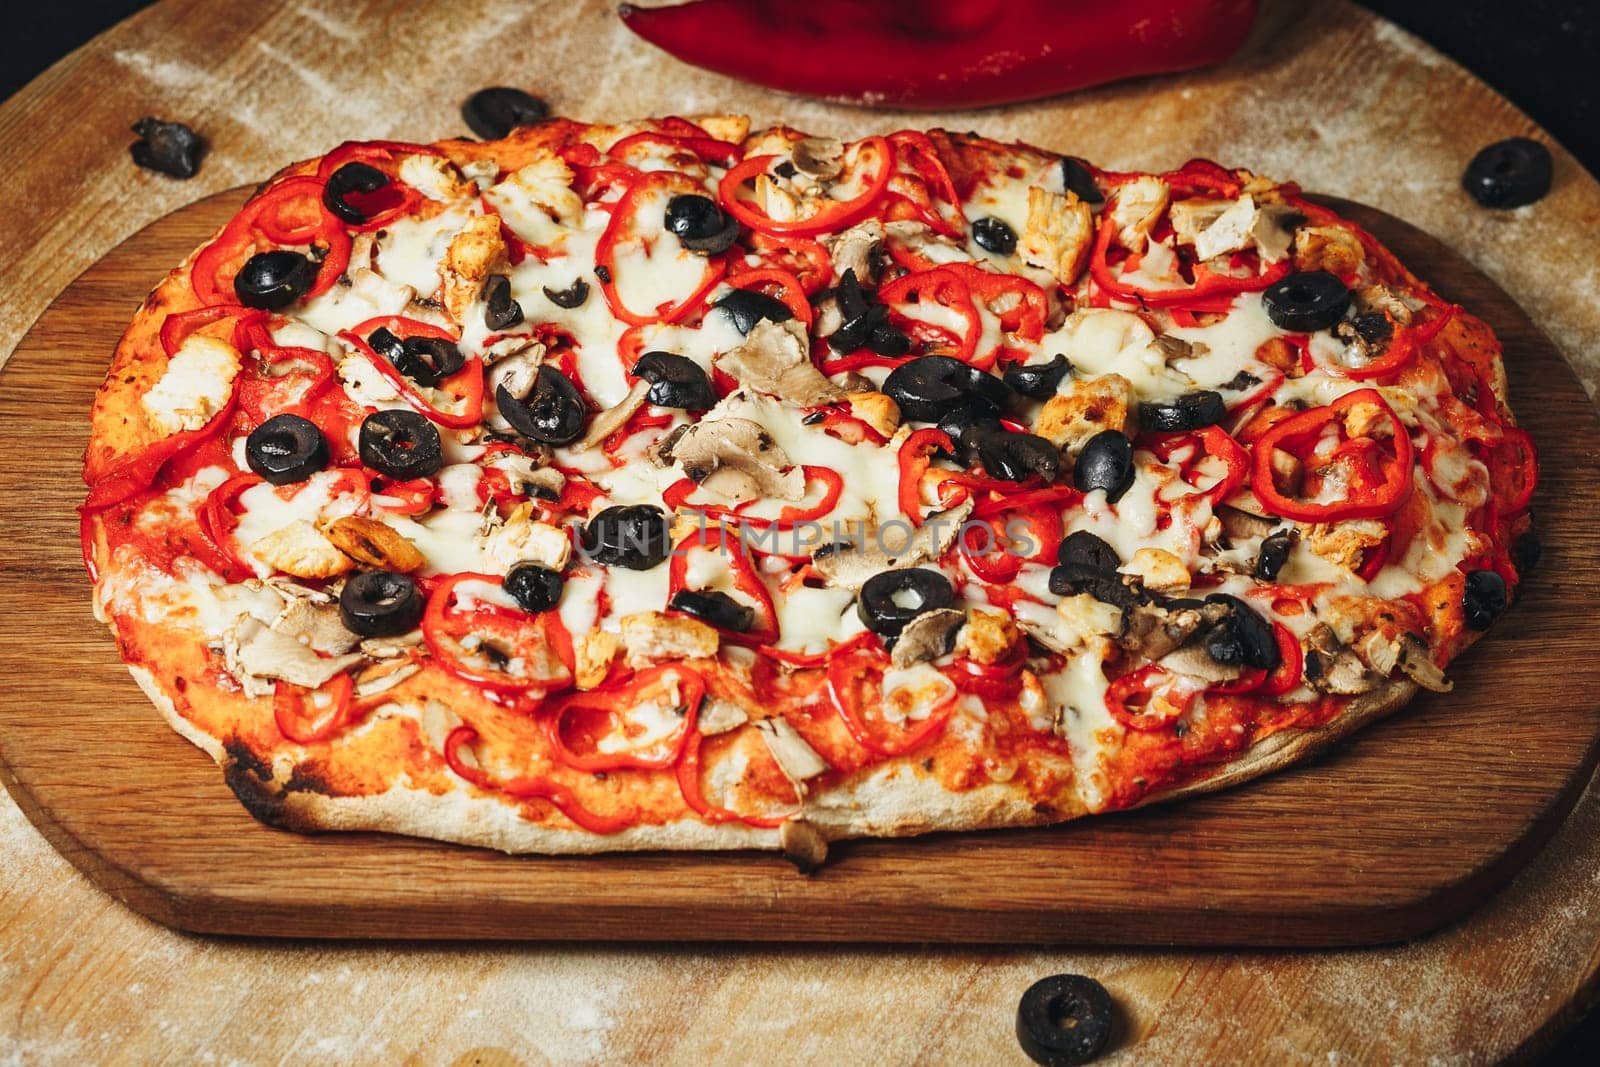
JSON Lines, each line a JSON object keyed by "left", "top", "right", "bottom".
{"left": 1059, "top": 157, "right": 1104, "bottom": 205}
{"left": 581, "top": 505, "right": 672, "bottom": 570}
{"left": 1262, "top": 270, "right": 1350, "bottom": 333}
{"left": 503, "top": 563, "right": 565, "bottom": 614}
{"left": 1072, "top": 430, "right": 1134, "bottom": 502}
{"left": 714, "top": 288, "right": 793, "bottom": 334}
{"left": 483, "top": 274, "right": 525, "bottom": 331}
{"left": 1463, "top": 138, "right": 1553, "bottom": 209}
{"left": 1463, "top": 569, "right": 1509, "bottom": 630}
{"left": 496, "top": 365, "right": 587, "bottom": 445}
{"left": 322, "top": 162, "right": 390, "bottom": 225}
{"left": 543, "top": 278, "right": 590, "bottom": 308}
{"left": 1138, "top": 390, "right": 1226, "bottom": 432}
{"left": 339, "top": 571, "right": 425, "bottom": 637}
{"left": 358, "top": 409, "right": 444, "bottom": 480}
{"left": 883, "top": 355, "right": 1014, "bottom": 424}
{"left": 234, "top": 250, "right": 318, "bottom": 310}
{"left": 1015, "top": 973, "right": 1114, "bottom": 1066}
{"left": 461, "top": 87, "right": 549, "bottom": 140}
{"left": 632, "top": 351, "right": 716, "bottom": 410}
{"left": 857, "top": 568, "right": 955, "bottom": 640}
{"left": 669, "top": 589, "right": 755, "bottom": 632}
{"left": 129, "top": 117, "right": 203, "bottom": 179}
{"left": 971, "top": 215, "right": 1018, "bottom": 255}
{"left": 1512, "top": 531, "right": 1541, "bottom": 576}
{"left": 1004, "top": 354, "right": 1072, "bottom": 399}
{"left": 246, "top": 414, "right": 329, "bottom": 486}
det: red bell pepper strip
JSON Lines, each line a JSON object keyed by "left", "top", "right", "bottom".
{"left": 882, "top": 129, "right": 965, "bottom": 239}
{"left": 1146, "top": 425, "right": 1250, "bottom": 506}
{"left": 736, "top": 232, "right": 834, "bottom": 295}
{"left": 159, "top": 304, "right": 260, "bottom": 358}
{"left": 674, "top": 728, "right": 795, "bottom": 828}
{"left": 877, "top": 266, "right": 982, "bottom": 366}
{"left": 1334, "top": 306, "right": 1457, "bottom": 382}
{"left": 595, "top": 170, "right": 729, "bottom": 325}
{"left": 664, "top": 466, "right": 841, "bottom": 531}
{"left": 1250, "top": 388, "right": 1415, "bottom": 522}
{"left": 1484, "top": 424, "right": 1538, "bottom": 515}
{"left": 444, "top": 726, "right": 635, "bottom": 834}
{"left": 755, "top": 629, "right": 879, "bottom": 670}
{"left": 718, "top": 137, "right": 894, "bottom": 237}
{"left": 421, "top": 573, "right": 574, "bottom": 695}
{"left": 897, "top": 428, "right": 958, "bottom": 523}
{"left": 619, "top": 1, "right": 1259, "bottom": 111}
{"left": 274, "top": 673, "right": 356, "bottom": 745}
{"left": 1089, "top": 211, "right": 1290, "bottom": 310}
{"left": 826, "top": 646, "right": 958, "bottom": 757}
{"left": 198, "top": 472, "right": 267, "bottom": 580}
{"left": 1104, "top": 665, "right": 1199, "bottom": 731}
{"left": 545, "top": 665, "right": 705, "bottom": 772}
{"left": 81, "top": 383, "right": 241, "bottom": 512}
{"left": 666, "top": 526, "right": 780, "bottom": 643}
{"left": 608, "top": 129, "right": 741, "bottom": 168}
{"left": 190, "top": 176, "right": 351, "bottom": 306}
{"left": 722, "top": 267, "right": 813, "bottom": 325}
{"left": 339, "top": 316, "right": 483, "bottom": 429}
{"left": 1258, "top": 623, "right": 1305, "bottom": 697}
{"left": 960, "top": 498, "right": 1064, "bottom": 584}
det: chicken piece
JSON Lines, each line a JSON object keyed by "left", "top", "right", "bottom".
{"left": 479, "top": 503, "right": 573, "bottom": 574}
{"left": 692, "top": 113, "right": 751, "bottom": 143}
{"left": 1120, "top": 548, "right": 1191, "bottom": 593}
{"left": 398, "top": 154, "right": 473, "bottom": 202}
{"left": 320, "top": 516, "right": 425, "bottom": 573}
{"left": 141, "top": 334, "right": 240, "bottom": 435}
{"left": 1035, "top": 374, "right": 1133, "bottom": 452}
{"left": 1300, "top": 519, "right": 1388, "bottom": 572}
{"left": 1108, "top": 176, "right": 1170, "bottom": 251}
{"left": 620, "top": 611, "right": 720, "bottom": 665}
{"left": 441, "top": 214, "right": 508, "bottom": 325}
{"left": 1169, "top": 195, "right": 1260, "bottom": 262}
{"left": 1021, "top": 186, "right": 1094, "bottom": 286}
{"left": 953, "top": 609, "right": 1023, "bottom": 666}
{"left": 1293, "top": 225, "right": 1364, "bottom": 274}
{"left": 574, "top": 630, "right": 621, "bottom": 690}
{"left": 249, "top": 520, "right": 354, "bottom": 580}
{"left": 845, "top": 390, "right": 900, "bottom": 438}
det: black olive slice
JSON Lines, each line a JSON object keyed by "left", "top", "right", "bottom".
{"left": 1512, "top": 531, "right": 1541, "bottom": 576}
{"left": 1254, "top": 529, "right": 1293, "bottom": 581}
{"left": 1004, "top": 354, "right": 1072, "bottom": 399}
{"left": 1059, "top": 157, "right": 1105, "bottom": 205}
{"left": 857, "top": 568, "right": 955, "bottom": 640}
{"left": 972, "top": 216, "right": 1018, "bottom": 255}
{"left": 1015, "top": 973, "right": 1114, "bottom": 1066}
{"left": 503, "top": 563, "right": 565, "bottom": 614}
{"left": 974, "top": 427, "right": 1061, "bottom": 483}
{"left": 669, "top": 589, "right": 754, "bottom": 633}
{"left": 664, "top": 195, "right": 726, "bottom": 240}
{"left": 358, "top": 409, "right": 444, "bottom": 480}
{"left": 883, "top": 355, "right": 1015, "bottom": 424}
{"left": 483, "top": 274, "right": 525, "bottom": 331}
{"left": 1047, "top": 564, "right": 1139, "bottom": 611}
{"left": 389, "top": 336, "right": 465, "bottom": 388}
{"left": 713, "top": 288, "right": 794, "bottom": 335}
{"left": 1462, "top": 569, "right": 1508, "bottom": 630}
{"left": 936, "top": 403, "right": 1004, "bottom": 463}
{"left": 1072, "top": 430, "right": 1134, "bottom": 502}
{"left": 496, "top": 365, "right": 587, "bottom": 445}
{"left": 543, "top": 278, "right": 590, "bottom": 309}
{"left": 234, "top": 250, "right": 318, "bottom": 310}
{"left": 680, "top": 212, "right": 740, "bottom": 255}
{"left": 1262, "top": 271, "right": 1351, "bottom": 333}
{"left": 1057, "top": 531, "right": 1120, "bottom": 573}
{"left": 1138, "top": 390, "right": 1227, "bottom": 433}
{"left": 339, "top": 571, "right": 424, "bottom": 637}
{"left": 631, "top": 351, "right": 716, "bottom": 410}
{"left": 1201, "top": 594, "right": 1280, "bottom": 670}
{"left": 130, "top": 117, "right": 203, "bottom": 179}
{"left": 461, "top": 87, "right": 549, "bottom": 141}
{"left": 322, "top": 162, "right": 390, "bottom": 225}
{"left": 1463, "top": 138, "right": 1553, "bottom": 209}
{"left": 245, "top": 414, "right": 330, "bottom": 486}
{"left": 580, "top": 505, "right": 671, "bottom": 570}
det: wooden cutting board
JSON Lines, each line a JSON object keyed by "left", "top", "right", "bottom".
{"left": 0, "top": 187, "right": 1594, "bottom": 947}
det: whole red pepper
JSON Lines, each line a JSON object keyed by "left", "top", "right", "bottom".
{"left": 620, "top": 1, "right": 1258, "bottom": 110}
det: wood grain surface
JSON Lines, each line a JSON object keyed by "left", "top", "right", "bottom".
{"left": 4, "top": 0, "right": 1600, "bottom": 1062}
{"left": 3, "top": 187, "right": 1596, "bottom": 951}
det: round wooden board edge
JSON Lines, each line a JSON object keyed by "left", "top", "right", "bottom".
{"left": 0, "top": 186, "right": 1597, "bottom": 946}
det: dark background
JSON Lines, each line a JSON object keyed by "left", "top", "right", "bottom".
{"left": 2, "top": 0, "right": 1598, "bottom": 1061}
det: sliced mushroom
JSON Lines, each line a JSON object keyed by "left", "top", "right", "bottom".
{"left": 353, "top": 661, "right": 421, "bottom": 699}
{"left": 1117, "top": 598, "right": 1223, "bottom": 662}
{"left": 486, "top": 451, "right": 564, "bottom": 499}
{"left": 778, "top": 817, "right": 829, "bottom": 874}
{"left": 756, "top": 717, "right": 830, "bottom": 784}
{"left": 792, "top": 137, "right": 844, "bottom": 181}
{"left": 1159, "top": 642, "right": 1243, "bottom": 685}
{"left": 1217, "top": 505, "right": 1279, "bottom": 543}
{"left": 359, "top": 629, "right": 424, "bottom": 660}
{"left": 715, "top": 319, "right": 844, "bottom": 407}
{"left": 890, "top": 607, "right": 966, "bottom": 668}
{"left": 822, "top": 219, "right": 885, "bottom": 285}
{"left": 1396, "top": 633, "right": 1452, "bottom": 693}
{"left": 810, "top": 498, "right": 975, "bottom": 591}
{"left": 569, "top": 379, "right": 650, "bottom": 453}
{"left": 698, "top": 698, "right": 750, "bottom": 736}
{"left": 227, "top": 617, "right": 362, "bottom": 692}
{"left": 270, "top": 591, "right": 361, "bottom": 655}
{"left": 1319, "top": 650, "right": 1380, "bottom": 694}
{"left": 656, "top": 412, "right": 805, "bottom": 503}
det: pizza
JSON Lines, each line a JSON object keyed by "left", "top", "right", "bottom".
{"left": 80, "top": 113, "right": 1538, "bottom": 867}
